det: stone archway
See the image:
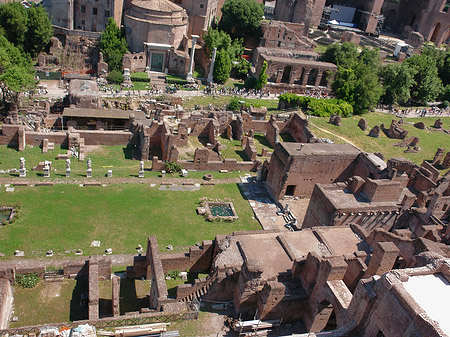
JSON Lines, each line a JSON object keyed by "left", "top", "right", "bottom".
{"left": 383, "top": 9, "right": 397, "bottom": 30}
{"left": 431, "top": 23, "right": 441, "bottom": 42}
{"left": 436, "top": 27, "right": 450, "bottom": 46}
{"left": 320, "top": 70, "right": 330, "bottom": 87}
{"left": 307, "top": 68, "right": 318, "bottom": 86}
{"left": 281, "top": 65, "right": 291, "bottom": 83}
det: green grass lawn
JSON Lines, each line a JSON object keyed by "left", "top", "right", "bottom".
{"left": 11, "top": 279, "right": 77, "bottom": 327}
{"left": 0, "top": 145, "right": 248, "bottom": 179}
{"left": 308, "top": 112, "right": 450, "bottom": 171}
{"left": 0, "top": 183, "right": 260, "bottom": 258}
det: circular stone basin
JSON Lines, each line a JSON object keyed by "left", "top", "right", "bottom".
{"left": 204, "top": 174, "right": 213, "bottom": 181}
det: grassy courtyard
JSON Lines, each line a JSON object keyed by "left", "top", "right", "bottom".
{"left": 0, "top": 145, "right": 246, "bottom": 180}
{"left": 307, "top": 112, "right": 450, "bottom": 171}
{"left": 0, "top": 183, "right": 260, "bottom": 258}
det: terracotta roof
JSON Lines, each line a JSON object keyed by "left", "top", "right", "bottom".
{"left": 132, "top": 0, "right": 183, "bottom": 12}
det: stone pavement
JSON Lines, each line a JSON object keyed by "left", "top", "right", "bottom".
{"left": 238, "top": 179, "right": 287, "bottom": 231}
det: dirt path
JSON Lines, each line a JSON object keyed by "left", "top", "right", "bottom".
{"left": 309, "top": 122, "right": 362, "bottom": 150}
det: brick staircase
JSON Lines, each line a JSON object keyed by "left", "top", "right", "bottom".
{"left": 179, "top": 270, "right": 218, "bottom": 303}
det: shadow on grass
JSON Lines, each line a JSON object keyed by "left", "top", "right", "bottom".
{"left": 280, "top": 133, "right": 296, "bottom": 142}
{"left": 119, "top": 279, "right": 149, "bottom": 314}
{"left": 122, "top": 145, "right": 137, "bottom": 160}
{"left": 254, "top": 134, "right": 273, "bottom": 149}
{"left": 70, "top": 277, "right": 88, "bottom": 321}
{"left": 235, "top": 150, "right": 249, "bottom": 161}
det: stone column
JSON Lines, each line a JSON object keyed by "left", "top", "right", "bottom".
{"left": 186, "top": 35, "right": 199, "bottom": 82}
{"left": 207, "top": 47, "right": 217, "bottom": 84}
{"left": 68, "top": 0, "right": 74, "bottom": 30}
{"left": 302, "top": 69, "right": 310, "bottom": 86}
{"left": 314, "top": 70, "right": 323, "bottom": 87}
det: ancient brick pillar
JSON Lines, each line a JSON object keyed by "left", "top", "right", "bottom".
{"left": 302, "top": 69, "right": 311, "bottom": 86}
{"left": 314, "top": 70, "right": 323, "bottom": 87}
{"left": 364, "top": 242, "right": 399, "bottom": 277}
{"left": 112, "top": 275, "right": 120, "bottom": 317}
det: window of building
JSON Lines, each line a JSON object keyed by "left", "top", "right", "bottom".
{"left": 80, "top": 5, "right": 86, "bottom": 13}
{"left": 106, "top": 0, "right": 110, "bottom": 6}
{"left": 285, "top": 185, "right": 296, "bottom": 196}
{"left": 105, "top": 10, "right": 110, "bottom": 17}
{"left": 93, "top": 7, "right": 97, "bottom": 15}
{"left": 200, "top": 3, "right": 204, "bottom": 8}
{"left": 81, "top": 19, "right": 85, "bottom": 25}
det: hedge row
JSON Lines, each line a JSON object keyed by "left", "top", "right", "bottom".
{"left": 279, "top": 93, "right": 353, "bottom": 117}
{"left": 130, "top": 76, "right": 150, "bottom": 82}
{"left": 167, "top": 77, "right": 188, "bottom": 85}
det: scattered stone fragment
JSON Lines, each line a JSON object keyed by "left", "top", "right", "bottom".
{"left": 91, "top": 240, "right": 101, "bottom": 247}
{"left": 166, "top": 245, "right": 173, "bottom": 251}
{"left": 14, "top": 250, "right": 24, "bottom": 257}
{"left": 105, "top": 248, "right": 113, "bottom": 254}
{"left": 75, "top": 249, "right": 83, "bottom": 255}
{"left": 46, "top": 250, "right": 54, "bottom": 257}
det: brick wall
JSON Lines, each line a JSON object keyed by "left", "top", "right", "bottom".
{"left": 146, "top": 236, "right": 168, "bottom": 310}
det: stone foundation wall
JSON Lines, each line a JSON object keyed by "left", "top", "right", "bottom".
{"left": 1, "top": 126, "right": 135, "bottom": 149}
{"left": 0, "top": 279, "right": 12, "bottom": 330}
{"left": 151, "top": 157, "right": 259, "bottom": 172}
{"left": 64, "top": 256, "right": 111, "bottom": 279}
{"left": 88, "top": 256, "right": 99, "bottom": 320}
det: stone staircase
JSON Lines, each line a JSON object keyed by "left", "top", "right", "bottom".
{"left": 148, "top": 72, "right": 167, "bottom": 89}
{"left": 179, "top": 271, "right": 218, "bottom": 303}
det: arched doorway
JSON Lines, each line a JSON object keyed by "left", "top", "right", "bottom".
{"left": 383, "top": 9, "right": 396, "bottom": 30}
{"left": 307, "top": 68, "right": 318, "bottom": 86}
{"left": 431, "top": 23, "right": 441, "bottom": 42}
{"left": 310, "top": 301, "right": 337, "bottom": 332}
{"left": 320, "top": 70, "right": 329, "bottom": 87}
{"left": 281, "top": 66, "right": 291, "bottom": 83}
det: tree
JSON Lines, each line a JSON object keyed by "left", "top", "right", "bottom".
{"left": 0, "top": 35, "right": 35, "bottom": 105}
{"left": 213, "top": 49, "right": 231, "bottom": 84}
{"left": 327, "top": 44, "right": 383, "bottom": 114}
{"left": 320, "top": 42, "right": 359, "bottom": 68}
{"left": 256, "top": 60, "right": 267, "bottom": 90}
{"left": 203, "top": 28, "right": 243, "bottom": 60}
{"left": 100, "top": 18, "right": 129, "bottom": 72}
{"left": 404, "top": 54, "right": 443, "bottom": 103}
{"left": 219, "top": 0, "right": 264, "bottom": 39}
{"left": 25, "top": 4, "right": 53, "bottom": 57}
{"left": 379, "top": 63, "right": 417, "bottom": 105}
{"left": 0, "top": 2, "right": 28, "bottom": 48}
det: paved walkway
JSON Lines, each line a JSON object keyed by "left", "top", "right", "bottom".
{"left": 238, "top": 180, "right": 287, "bottom": 231}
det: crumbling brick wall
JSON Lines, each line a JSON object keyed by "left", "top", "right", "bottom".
{"left": 0, "top": 279, "right": 12, "bottom": 329}
{"left": 146, "top": 236, "right": 168, "bottom": 310}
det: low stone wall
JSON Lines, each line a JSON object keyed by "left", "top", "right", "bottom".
{"left": 175, "top": 277, "right": 208, "bottom": 300}
{"left": 151, "top": 157, "right": 259, "bottom": 172}
{"left": 161, "top": 240, "right": 214, "bottom": 274}
{"left": 0, "top": 279, "right": 12, "bottom": 329}
{"left": 64, "top": 256, "right": 111, "bottom": 279}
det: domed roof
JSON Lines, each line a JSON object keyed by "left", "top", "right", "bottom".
{"left": 132, "top": 0, "right": 183, "bottom": 12}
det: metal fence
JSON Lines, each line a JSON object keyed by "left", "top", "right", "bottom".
{"left": 36, "top": 71, "right": 62, "bottom": 81}
{"left": 0, "top": 304, "right": 199, "bottom": 336}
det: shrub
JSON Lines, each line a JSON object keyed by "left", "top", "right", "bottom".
{"left": 16, "top": 273, "right": 39, "bottom": 288}
{"left": 227, "top": 96, "right": 241, "bottom": 111}
{"left": 278, "top": 93, "right": 353, "bottom": 117}
{"left": 244, "top": 76, "right": 257, "bottom": 89}
{"left": 107, "top": 70, "right": 124, "bottom": 84}
{"left": 164, "top": 161, "right": 183, "bottom": 174}
{"left": 166, "top": 269, "right": 181, "bottom": 279}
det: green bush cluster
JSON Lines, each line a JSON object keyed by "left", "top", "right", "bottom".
{"left": 166, "top": 269, "right": 181, "bottom": 279}
{"left": 107, "top": 70, "right": 124, "bottom": 84}
{"left": 279, "top": 93, "right": 353, "bottom": 117}
{"left": 16, "top": 273, "right": 39, "bottom": 288}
